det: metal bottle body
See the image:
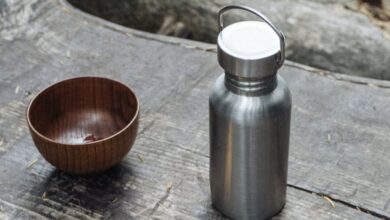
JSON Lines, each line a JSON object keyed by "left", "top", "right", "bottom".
{"left": 209, "top": 73, "right": 291, "bottom": 220}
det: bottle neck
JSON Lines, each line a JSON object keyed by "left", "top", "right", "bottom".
{"left": 224, "top": 73, "right": 277, "bottom": 96}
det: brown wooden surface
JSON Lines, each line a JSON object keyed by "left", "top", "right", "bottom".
{"left": 0, "top": 0, "right": 389, "bottom": 219}
{"left": 27, "top": 77, "right": 139, "bottom": 174}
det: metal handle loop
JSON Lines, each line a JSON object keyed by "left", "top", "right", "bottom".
{"left": 218, "top": 5, "right": 285, "bottom": 68}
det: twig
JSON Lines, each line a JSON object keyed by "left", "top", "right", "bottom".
{"left": 205, "top": 47, "right": 217, "bottom": 52}
{"left": 15, "top": 86, "right": 20, "bottom": 94}
{"left": 137, "top": 154, "right": 144, "bottom": 163}
{"left": 26, "top": 158, "right": 38, "bottom": 169}
{"left": 327, "top": 134, "right": 331, "bottom": 143}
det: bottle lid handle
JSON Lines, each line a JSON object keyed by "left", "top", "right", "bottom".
{"left": 218, "top": 5, "right": 285, "bottom": 68}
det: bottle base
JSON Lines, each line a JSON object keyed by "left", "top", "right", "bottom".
{"left": 212, "top": 200, "right": 286, "bottom": 220}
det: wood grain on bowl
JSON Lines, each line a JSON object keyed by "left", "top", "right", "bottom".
{"left": 27, "top": 77, "right": 139, "bottom": 174}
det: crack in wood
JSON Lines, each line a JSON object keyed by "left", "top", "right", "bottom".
{"left": 148, "top": 183, "right": 173, "bottom": 216}
{"left": 284, "top": 61, "right": 390, "bottom": 89}
{"left": 287, "top": 184, "right": 390, "bottom": 219}
{"left": 0, "top": 199, "right": 49, "bottom": 219}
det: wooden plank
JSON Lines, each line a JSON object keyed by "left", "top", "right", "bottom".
{"left": 0, "top": 135, "right": 381, "bottom": 220}
{"left": 0, "top": 0, "right": 389, "bottom": 219}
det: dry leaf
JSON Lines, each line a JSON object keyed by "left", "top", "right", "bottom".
{"left": 166, "top": 181, "right": 173, "bottom": 192}
{"left": 62, "top": 7, "right": 71, "bottom": 14}
{"left": 42, "top": 192, "right": 48, "bottom": 201}
{"left": 323, "top": 196, "right": 336, "bottom": 208}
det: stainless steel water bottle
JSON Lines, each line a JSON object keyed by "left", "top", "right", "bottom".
{"left": 209, "top": 5, "right": 291, "bottom": 220}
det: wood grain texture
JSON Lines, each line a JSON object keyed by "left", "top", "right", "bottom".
{"left": 27, "top": 77, "right": 139, "bottom": 174}
{"left": 0, "top": 0, "right": 389, "bottom": 219}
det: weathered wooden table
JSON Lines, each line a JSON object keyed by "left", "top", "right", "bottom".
{"left": 0, "top": 0, "right": 389, "bottom": 219}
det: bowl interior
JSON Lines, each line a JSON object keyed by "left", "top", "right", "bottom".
{"left": 28, "top": 77, "right": 138, "bottom": 144}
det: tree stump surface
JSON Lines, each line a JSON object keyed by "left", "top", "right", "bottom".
{"left": 0, "top": 0, "right": 389, "bottom": 219}
{"left": 69, "top": 0, "right": 390, "bottom": 80}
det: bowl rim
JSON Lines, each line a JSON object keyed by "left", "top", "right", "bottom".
{"left": 26, "top": 76, "right": 140, "bottom": 146}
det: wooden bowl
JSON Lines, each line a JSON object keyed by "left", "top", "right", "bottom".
{"left": 27, "top": 77, "right": 139, "bottom": 174}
